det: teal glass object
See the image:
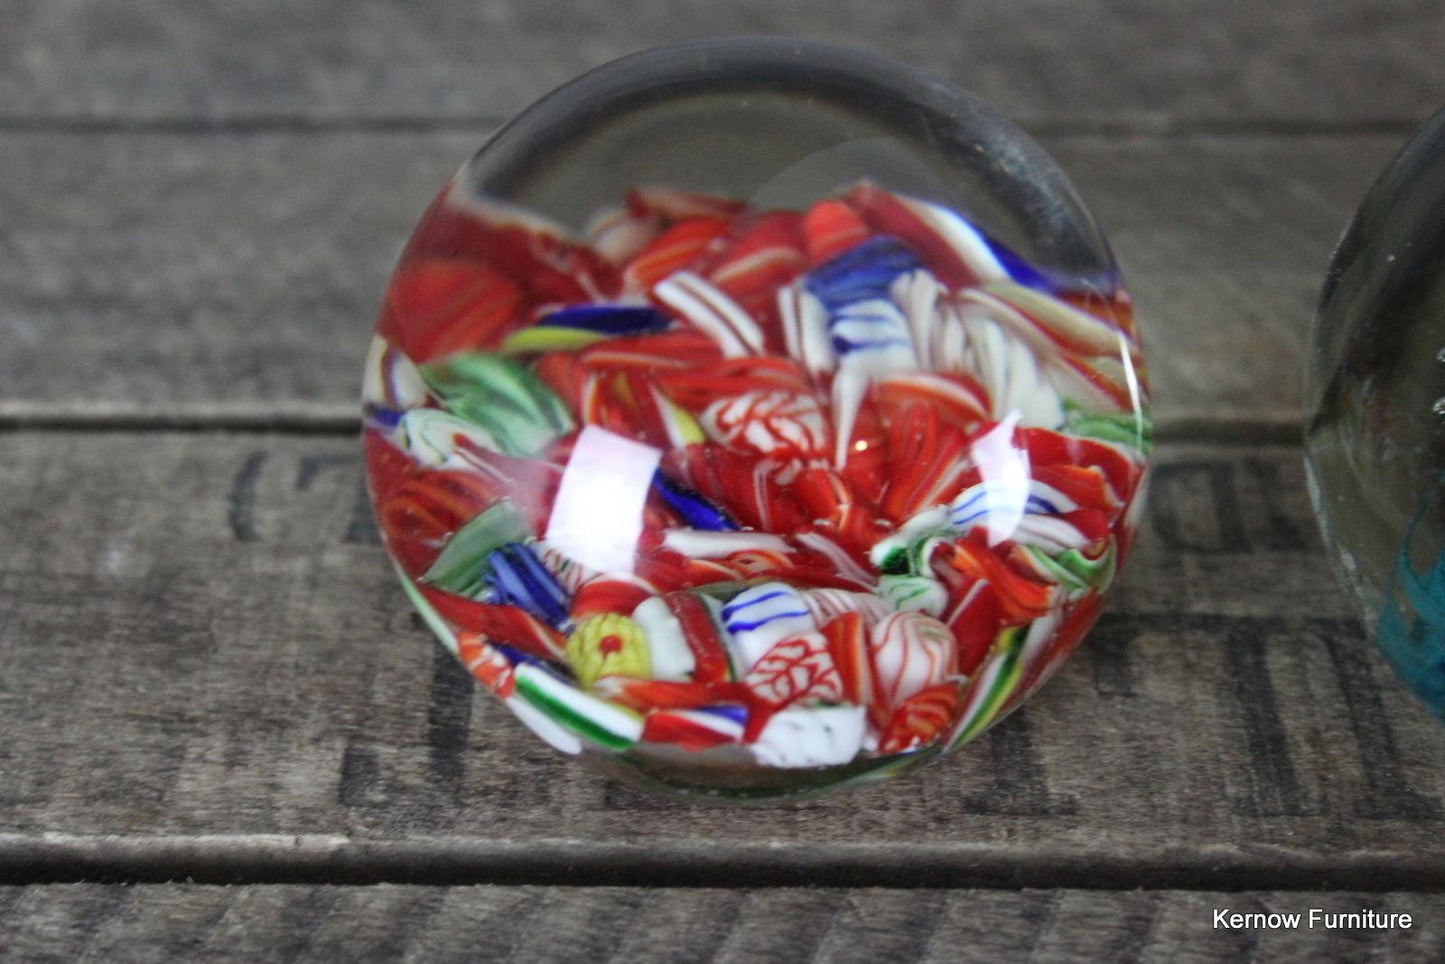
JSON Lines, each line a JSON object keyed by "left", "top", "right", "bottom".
{"left": 1376, "top": 485, "right": 1445, "bottom": 716}
{"left": 1306, "top": 107, "right": 1445, "bottom": 722}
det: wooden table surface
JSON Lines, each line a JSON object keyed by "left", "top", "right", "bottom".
{"left": 4, "top": 2, "right": 1445, "bottom": 960}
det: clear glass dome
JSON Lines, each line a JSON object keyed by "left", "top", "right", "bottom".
{"left": 1307, "top": 107, "right": 1445, "bottom": 721}
{"left": 363, "top": 38, "right": 1150, "bottom": 798}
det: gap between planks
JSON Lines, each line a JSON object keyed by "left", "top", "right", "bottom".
{"left": 2, "top": 836, "right": 1443, "bottom": 892}
{"left": 0, "top": 116, "right": 1425, "bottom": 139}
{"left": 0, "top": 410, "right": 1303, "bottom": 446}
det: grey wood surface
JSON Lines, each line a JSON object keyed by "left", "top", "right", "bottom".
{"left": 6, "top": 1, "right": 1445, "bottom": 957}
{"left": 5, "top": 1, "right": 1443, "bottom": 128}
{"left": 1, "top": 885, "right": 1441, "bottom": 962}
{"left": 0, "top": 131, "right": 1401, "bottom": 428}
{"left": 5, "top": 434, "right": 1443, "bottom": 893}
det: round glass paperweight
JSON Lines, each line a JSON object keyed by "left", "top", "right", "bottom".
{"left": 362, "top": 38, "right": 1150, "bottom": 798}
{"left": 1307, "top": 107, "right": 1445, "bottom": 722}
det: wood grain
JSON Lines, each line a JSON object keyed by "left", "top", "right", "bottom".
{"left": 7, "top": 3, "right": 1445, "bottom": 953}
{"left": 0, "top": 131, "right": 1402, "bottom": 426}
{"left": 1, "top": 432, "right": 1442, "bottom": 887}
{"left": 5, "top": 2, "right": 1443, "bottom": 128}
{"left": 0, "top": 885, "right": 1440, "bottom": 962}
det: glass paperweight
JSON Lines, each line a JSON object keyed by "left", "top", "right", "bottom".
{"left": 1307, "top": 107, "right": 1445, "bottom": 722}
{"left": 362, "top": 39, "right": 1151, "bottom": 798}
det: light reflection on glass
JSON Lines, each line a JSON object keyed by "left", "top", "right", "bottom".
{"left": 545, "top": 425, "right": 662, "bottom": 574}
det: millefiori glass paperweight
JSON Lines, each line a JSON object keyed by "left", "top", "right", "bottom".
{"left": 362, "top": 39, "right": 1150, "bottom": 797}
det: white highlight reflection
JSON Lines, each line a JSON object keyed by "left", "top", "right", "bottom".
{"left": 545, "top": 425, "right": 662, "bottom": 574}
{"left": 969, "top": 411, "right": 1030, "bottom": 547}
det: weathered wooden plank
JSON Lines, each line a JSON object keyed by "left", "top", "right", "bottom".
{"left": 0, "top": 885, "right": 1440, "bottom": 962}
{"left": 0, "top": 131, "right": 1401, "bottom": 425}
{"left": 1, "top": 431, "right": 1442, "bottom": 884}
{"left": 5, "top": 2, "right": 1444, "bottom": 127}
